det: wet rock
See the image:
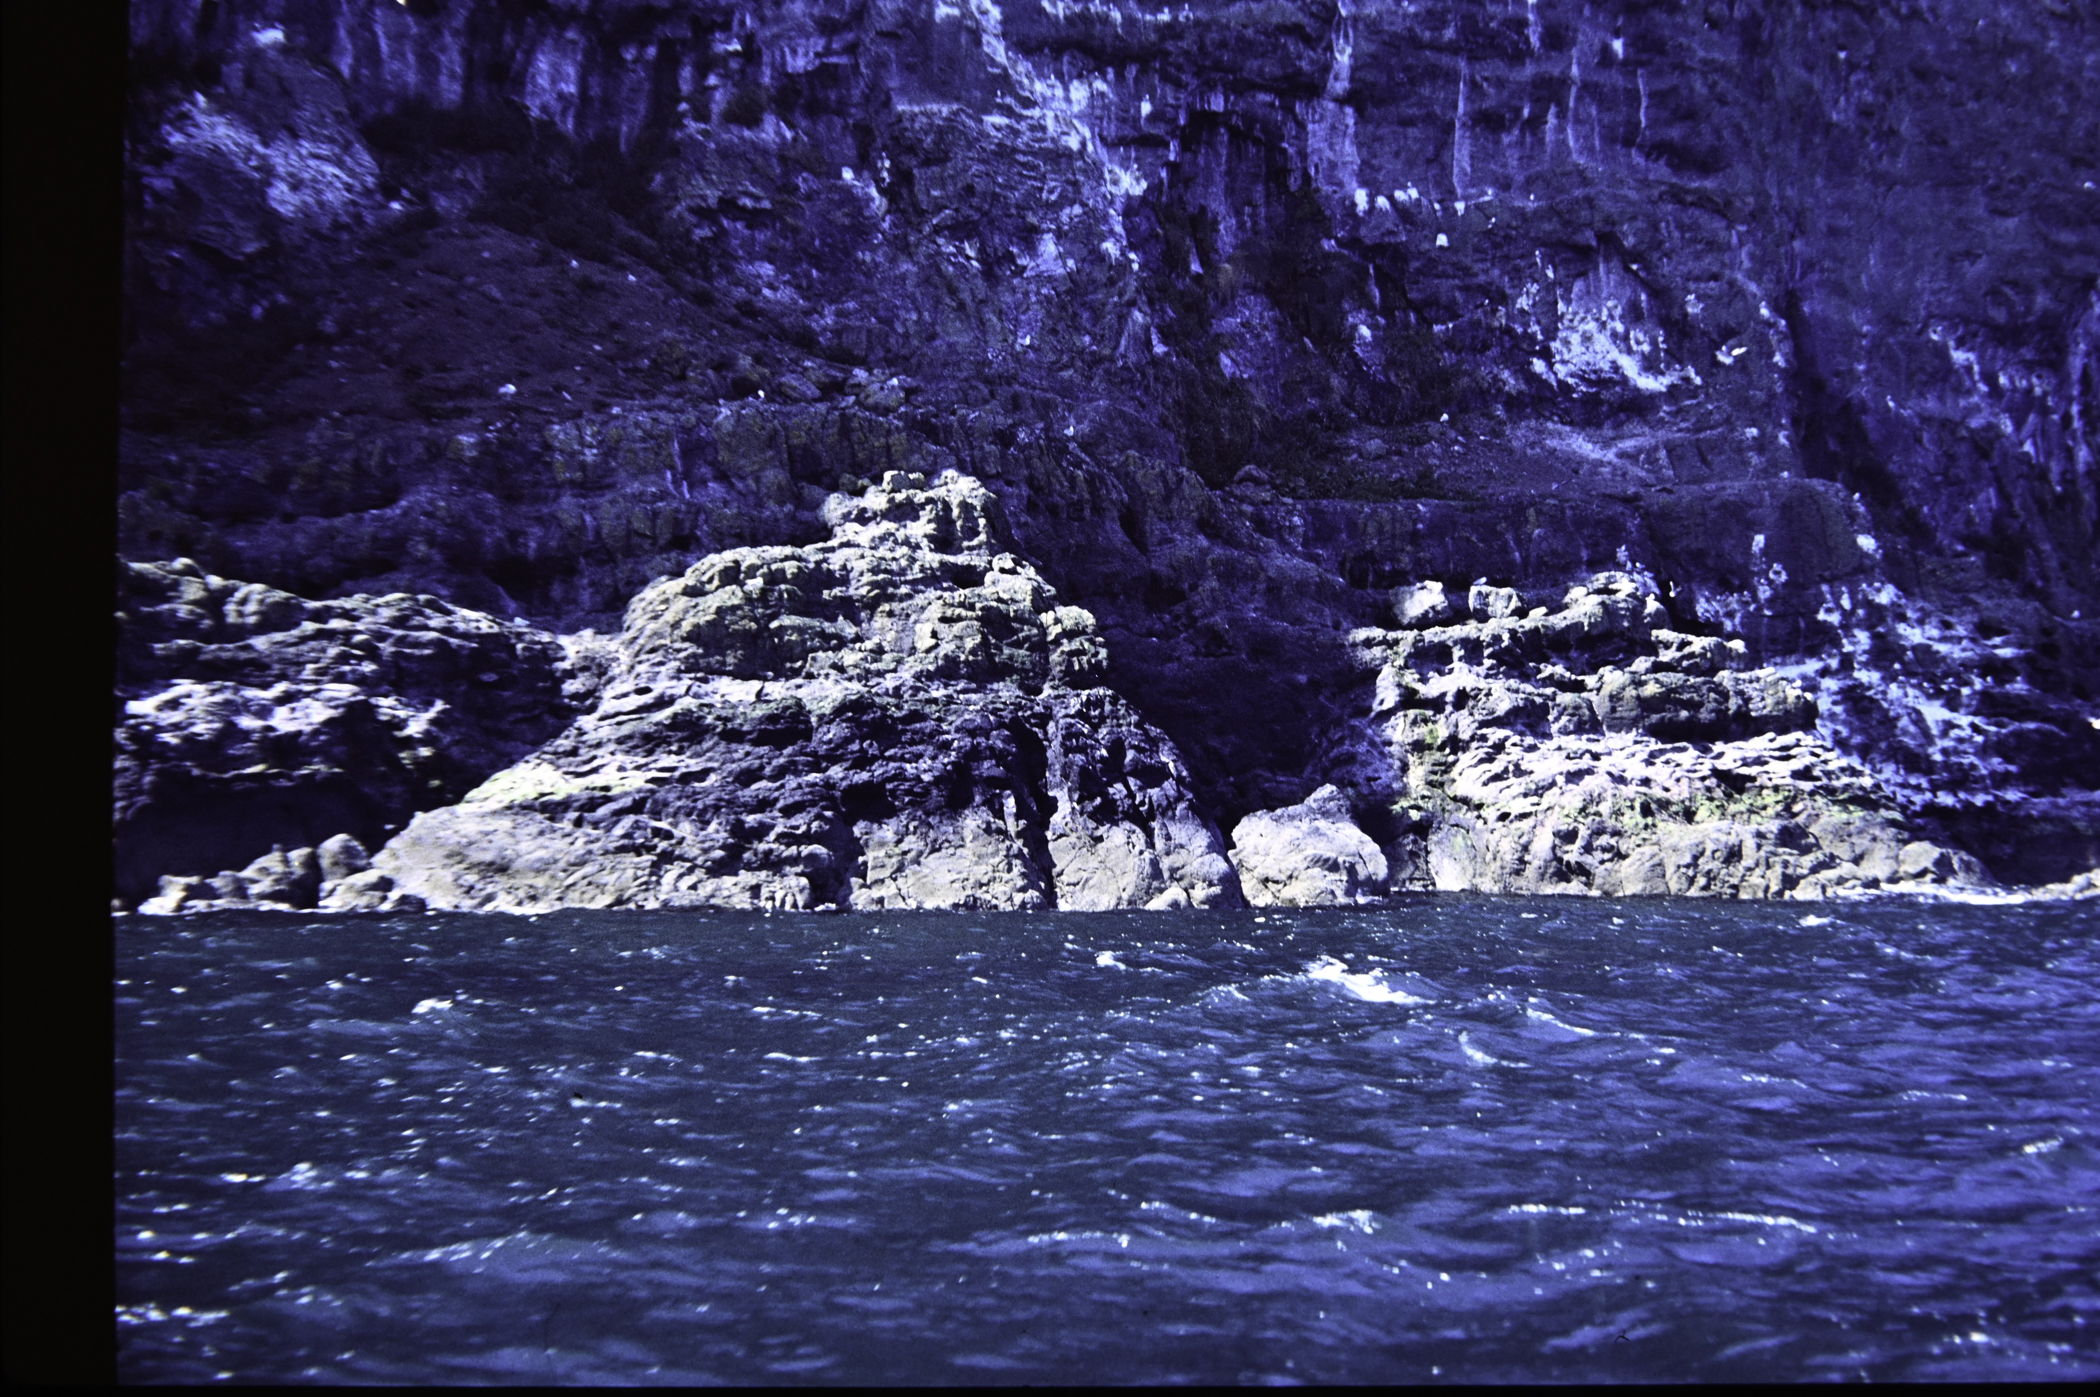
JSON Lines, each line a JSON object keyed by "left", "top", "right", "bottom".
{"left": 318, "top": 867, "right": 425, "bottom": 914}
{"left": 239, "top": 846, "right": 324, "bottom": 908}
{"left": 2028, "top": 868, "right": 2100, "bottom": 901}
{"left": 374, "top": 473, "right": 1241, "bottom": 912}
{"left": 138, "top": 844, "right": 344, "bottom": 914}
{"left": 114, "top": 559, "right": 576, "bottom": 902}
{"left": 1346, "top": 571, "right": 1992, "bottom": 900}
{"left": 1230, "top": 786, "right": 1389, "bottom": 907}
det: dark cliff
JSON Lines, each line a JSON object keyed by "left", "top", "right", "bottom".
{"left": 117, "top": 0, "right": 2099, "bottom": 896}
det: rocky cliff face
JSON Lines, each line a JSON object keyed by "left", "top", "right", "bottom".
{"left": 119, "top": 0, "right": 2099, "bottom": 904}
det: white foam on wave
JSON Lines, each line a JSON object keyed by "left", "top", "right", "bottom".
{"left": 1305, "top": 956, "right": 1431, "bottom": 1004}
{"left": 263, "top": 1161, "right": 329, "bottom": 1191}
{"left": 1704, "top": 1209, "right": 1820, "bottom": 1234}
{"left": 1459, "top": 1032, "right": 1528, "bottom": 1068}
{"left": 1311, "top": 1209, "right": 1379, "bottom": 1234}
{"left": 416, "top": 1230, "right": 619, "bottom": 1278}
{"left": 1024, "top": 1229, "right": 1132, "bottom": 1249}
{"left": 1524, "top": 1005, "right": 1598, "bottom": 1038}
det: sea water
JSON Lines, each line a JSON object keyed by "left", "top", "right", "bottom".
{"left": 117, "top": 898, "right": 2099, "bottom": 1384}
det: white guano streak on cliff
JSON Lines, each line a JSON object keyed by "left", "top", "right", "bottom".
{"left": 1325, "top": 0, "right": 1354, "bottom": 100}
{"left": 163, "top": 93, "right": 379, "bottom": 228}
{"left": 953, "top": 0, "right": 1148, "bottom": 261}
{"left": 1567, "top": 48, "right": 1583, "bottom": 163}
{"left": 524, "top": 32, "right": 586, "bottom": 133}
{"left": 1302, "top": 1, "right": 1359, "bottom": 223}
{"left": 1550, "top": 260, "right": 1701, "bottom": 398}
{"left": 1452, "top": 57, "right": 1471, "bottom": 197}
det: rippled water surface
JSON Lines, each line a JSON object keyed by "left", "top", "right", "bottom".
{"left": 117, "top": 898, "right": 2100, "bottom": 1384}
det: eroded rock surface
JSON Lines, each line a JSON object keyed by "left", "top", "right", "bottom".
{"left": 138, "top": 833, "right": 429, "bottom": 914}
{"left": 114, "top": 2, "right": 2100, "bottom": 900}
{"left": 1230, "top": 785, "right": 1390, "bottom": 907}
{"left": 115, "top": 558, "right": 574, "bottom": 902}
{"left": 372, "top": 472, "right": 1240, "bottom": 911}
{"left": 1319, "top": 573, "right": 1993, "bottom": 899}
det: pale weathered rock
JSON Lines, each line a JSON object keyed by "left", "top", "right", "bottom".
{"left": 1230, "top": 786, "right": 1389, "bottom": 907}
{"left": 115, "top": 3, "right": 2100, "bottom": 892}
{"left": 315, "top": 833, "right": 372, "bottom": 883}
{"left": 1392, "top": 581, "right": 1454, "bottom": 628}
{"left": 115, "top": 559, "right": 577, "bottom": 904}
{"left": 239, "top": 846, "right": 323, "bottom": 907}
{"left": 136, "top": 841, "right": 411, "bottom": 914}
{"left": 319, "top": 867, "right": 425, "bottom": 914}
{"left": 1348, "top": 572, "right": 1994, "bottom": 900}
{"left": 373, "top": 473, "right": 1241, "bottom": 912}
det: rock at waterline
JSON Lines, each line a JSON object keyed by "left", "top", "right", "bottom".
{"left": 372, "top": 472, "right": 1242, "bottom": 912}
{"left": 1231, "top": 786, "right": 1391, "bottom": 907}
{"left": 113, "top": 558, "right": 575, "bottom": 904}
{"left": 1339, "top": 572, "right": 1994, "bottom": 900}
{"left": 136, "top": 837, "right": 426, "bottom": 915}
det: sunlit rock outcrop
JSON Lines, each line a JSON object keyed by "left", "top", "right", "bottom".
{"left": 115, "top": 558, "right": 576, "bottom": 905}
{"left": 1325, "top": 573, "right": 1993, "bottom": 899}
{"left": 374, "top": 472, "right": 1241, "bottom": 911}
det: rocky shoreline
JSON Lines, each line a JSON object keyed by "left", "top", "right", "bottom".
{"left": 116, "top": 2, "right": 2098, "bottom": 908}
{"left": 128, "top": 472, "right": 2091, "bottom": 914}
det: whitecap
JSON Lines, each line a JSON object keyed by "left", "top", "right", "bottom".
{"left": 1704, "top": 1209, "right": 1820, "bottom": 1234}
{"left": 1524, "top": 1005, "right": 1598, "bottom": 1038}
{"left": 1305, "top": 956, "right": 1430, "bottom": 1004}
{"left": 1311, "top": 1209, "right": 1379, "bottom": 1234}
{"left": 1459, "top": 1032, "right": 1528, "bottom": 1068}
{"left": 262, "top": 1161, "right": 329, "bottom": 1191}
{"left": 1023, "top": 1230, "right": 1132, "bottom": 1249}
{"left": 1797, "top": 914, "right": 1832, "bottom": 927}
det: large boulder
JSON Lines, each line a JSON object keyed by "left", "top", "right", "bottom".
{"left": 1230, "top": 786, "right": 1390, "bottom": 907}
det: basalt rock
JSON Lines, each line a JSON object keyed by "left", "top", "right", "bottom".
{"left": 1230, "top": 785, "right": 1390, "bottom": 908}
{"left": 372, "top": 472, "right": 1241, "bottom": 912}
{"left": 115, "top": 1, "right": 2100, "bottom": 897}
{"left": 115, "top": 558, "right": 576, "bottom": 903}
{"left": 1310, "top": 572, "right": 1994, "bottom": 900}
{"left": 136, "top": 834, "right": 429, "bottom": 915}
